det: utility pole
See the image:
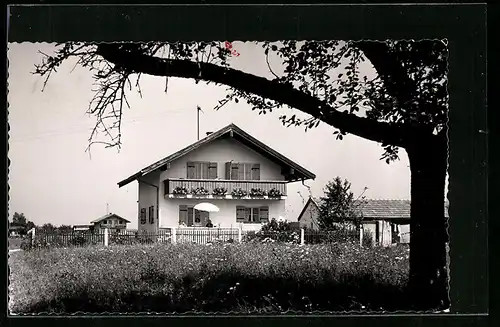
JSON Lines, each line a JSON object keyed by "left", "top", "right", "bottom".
{"left": 106, "top": 203, "right": 109, "bottom": 214}
{"left": 196, "top": 106, "right": 203, "bottom": 140}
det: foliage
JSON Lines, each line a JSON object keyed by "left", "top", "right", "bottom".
{"left": 231, "top": 188, "right": 248, "bottom": 198}
{"left": 249, "top": 188, "right": 267, "bottom": 197}
{"left": 172, "top": 186, "right": 189, "bottom": 195}
{"left": 212, "top": 187, "right": 228, "bottom": 196}
{"left": 9, "top": 242, "right": 410, "bottom": 313}
{"left": 191, "top": 187, "right": 210, "bottom": 196}
{"left": 267, "top": 188, "right": 284, "bottom": 198}
{"left": 362, "top": 229, "right": 375, "bottom": 248}
{"left": 12, "top": 212, "right": 27, "bottom": 225}
{"left": 245, "top": 218, "right": 300, "bottom": 244}
{"left": 31, "top": 40, "right": 448, "bottom": 161}
{"left": 318, "top": 177, "right": 364, "bottom": 230}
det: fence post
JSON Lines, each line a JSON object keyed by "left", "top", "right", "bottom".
{"left": 30, "top": 228, "right": 36, "bottom": 247}
{"left": 300, "top": 228, "right": 305, "bottom": 245}
{"left": 359, "top": 226, "right": 364, "bottom": 247}
{"left": 172, "top": 227, "right": 177, "bottom": 244}
{"left": 104, "top": 228, "right": 109, "bottom": 247}
{"left": 238, "top": 227, "right": 242, "bottom": 243}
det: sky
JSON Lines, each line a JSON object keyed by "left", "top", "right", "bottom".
{"left": 7, "top": 42, "right": 424, "bottom": 230}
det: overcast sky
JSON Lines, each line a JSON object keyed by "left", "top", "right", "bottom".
{"left": 7, "top": 42, "right": 427, "bottom": 229}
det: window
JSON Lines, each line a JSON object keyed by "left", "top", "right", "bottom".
{"left": 102, "top": 219, "right": 107, "bottom": 225}
{"left": 179, "top": 205, "right": 208, "bottom": 226}
{"left": 140, "top": 208, "right": 147, "bottom": 225}
{"left": 236, "top": 206, "right": 269, "bottom": 223}
{"left": 225, "top": 162, "right": 260, "bottom": 180}
{"left": 149, "top": 205, "right": 155, "bottom": 224}
{"left": 187, "top": 161, "right": 218, "bottom": 179}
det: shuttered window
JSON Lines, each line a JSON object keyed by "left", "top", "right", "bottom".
{"left": 148, "top": 206, "right": 155, "bottom": 224}
{"left": 259, "top": 206, "right": 269, "bottom": 222}
{"left": 140, "top": 208, "right": 147, "bottom": 225}
{"left": 187, "top": 162, "right": 218, "bottom": 179}
{"left": 236, "top": 206, "right": 269, "bottom": 223}
{"left": 225, "top": 162, "right": 261, "bottom": 180}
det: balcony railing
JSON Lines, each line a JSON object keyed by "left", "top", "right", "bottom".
{"left": 164, "top": 178, "right": 287, "bottom": 198}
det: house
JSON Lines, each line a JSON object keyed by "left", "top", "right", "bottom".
{"left": 118, "top": 123, "right": 316, "bottom": 234}
{"left": 297, "top": 197, "right": 450, "bottom": 246}
{"left": 89, "top": 213, "right": 131, "bottom": 233}
{"left": 8, "top": 223, "right": 25, "bottom": 237}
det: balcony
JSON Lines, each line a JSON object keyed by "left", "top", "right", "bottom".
{"left": 164, "top": 178, "right": 287, "bottom": 200}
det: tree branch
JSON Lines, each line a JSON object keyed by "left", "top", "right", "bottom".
{"left": 96, "top": 44, "right": 421, "bottom": 147}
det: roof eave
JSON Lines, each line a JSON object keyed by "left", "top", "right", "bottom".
{"left": 118, "top": 172, "right": 143, "bottom": 188}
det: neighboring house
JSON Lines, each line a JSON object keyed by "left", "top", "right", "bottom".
{"left": 8, "top": 223, "right": 25, "bottom": 237}
{"left": 118, "top": 123, "right": 316, "bottom": 233}
{"left": 298, "top": 197, "right": 450, "bottom": 247}
{"left": 89, "top": 213, "right": 131, "bottom": 232}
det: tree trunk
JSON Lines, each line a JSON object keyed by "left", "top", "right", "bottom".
{"left": 406, "top": 136, "right": 449, "bottom": 311}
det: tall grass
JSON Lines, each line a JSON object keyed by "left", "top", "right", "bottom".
{"left": 9, "top": 242, "right": 410, "bottom": 313}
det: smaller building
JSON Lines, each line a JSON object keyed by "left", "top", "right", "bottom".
{"left": 297, "top": 197, "right": 449, "bottom": 247}
{"left": 8, "top": 223, "right": 25, "bottom": 237}
{"left": 89, "top": 213, "right": 131, "bottom": 233}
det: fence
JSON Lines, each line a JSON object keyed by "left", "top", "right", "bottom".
{"left": 175, "top": 227, "right": 240, "bottom": 244}
{"left": 25, "top": 226, "right": 362, "bottom": 250}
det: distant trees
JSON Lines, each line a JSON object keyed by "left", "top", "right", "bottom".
{"left": 317, "top": 177, "right": 366, "bottom": 230}
{"left": 10, "top": 212, "right": 36, "bottom": 235}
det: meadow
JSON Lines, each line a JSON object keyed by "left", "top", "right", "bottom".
{"left": 9, "top": 241, "right": 410, "bottom": 314}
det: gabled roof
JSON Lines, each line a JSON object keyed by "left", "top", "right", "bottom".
{"left": 299, "top": 197, "right": 449, "bottom": 220}
{"left": 90, "top": 213, "right": 131, "bottom": 224}
{"left": 118, "top": 123, "right": 316, "bottom": 187}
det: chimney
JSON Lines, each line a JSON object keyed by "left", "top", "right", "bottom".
{"left": 206, "top": 132, "right": 213, "bottom": 136}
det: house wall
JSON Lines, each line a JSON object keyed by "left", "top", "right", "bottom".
{"left": 298, "top": 201, "right": 321, "bottom": 230}
{"left": 398, "top": 223, "right": 410, "bottom": 243}
{"left": 159, "top": 198, "right": 286, "bottom": 231}
{"left": 159, "top": 138, "right": 286, "bottom": 181}
{"left": 138, "top": 171, "right": 161, "bottom": 233}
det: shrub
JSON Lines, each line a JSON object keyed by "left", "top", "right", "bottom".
{"left": 9, "top": 242, "right": 410, "bottom": 314}
{"left": 245, "top": 218, "right": 300, "bottom": 244}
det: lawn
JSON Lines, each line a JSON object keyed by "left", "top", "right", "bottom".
{"left": 8, "top": 237, "right": 24, "bottom": 251}
{"left": 9, "top": 242, "right": 410, "bottom": 314}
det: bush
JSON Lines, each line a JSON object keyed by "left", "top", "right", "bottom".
{"left": 245, "top": 218, "right": 300, "bottom": 243}
{"left": 8, "top": 242, "right": 410, "bottom": 314}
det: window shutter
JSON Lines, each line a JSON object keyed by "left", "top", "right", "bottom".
{"left": 140, "top": 208, "right": 147, "bottom": 225}
{"left": 179, "top": 205, "right": 188, "bottom": 225}
{"left": 231, "top": 163, "right": 240, "bottom": 180}
{"left": 149, "top": 206, "right": 155, "bottom": 224}
{"left": 251, "top": 164, "right": 261, "bottom": 180}
{"left": 208, "top": 162, "right": 218, "bottom": 179}
{"left": 259, "top": 206, "right": 269, "bottom": 222}
{"left": 187, "top": 162, "right": 196, "bottom": 179}
{"left": 225, "top": 162, "right": 231, "bottom": 179}
{"left": 187, "top": 207, "right": 194, "bottom": 226}
{"left": 236, "top": 206, "right": 246, "bottom": 222}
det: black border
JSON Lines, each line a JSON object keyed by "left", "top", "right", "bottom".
{"left": 4, "top": 2, "right": 488, "bottom": 326}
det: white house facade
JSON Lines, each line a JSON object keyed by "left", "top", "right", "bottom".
{"left": 118, "top": 123, "right": 316, "bottom": 233}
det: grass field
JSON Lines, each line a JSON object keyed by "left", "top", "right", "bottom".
{"left": 8, "top": 237, "right": 24, "bottom": 251}
{"left": 9, "top": 242, "right": 410, "bottom": 314}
